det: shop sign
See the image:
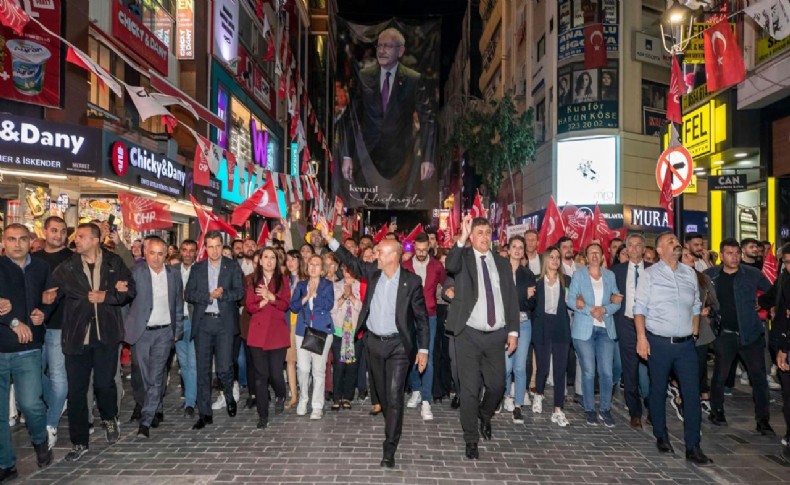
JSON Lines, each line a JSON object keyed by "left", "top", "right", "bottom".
{"left": 0, "top": 114, "right": 100, "bottom": 175}
{"left": 0, "top": 0, "right": 62, "bottom": 108}
{"left": 103, "top": 134, "right": 186, "bottom": 197}
{"left": 250, "top": 118, "right": 270, "bottom": 168}
{"left": 112, "top": 2, "right": 169, "bottom": 75}
{"left": 633, "top": 32, "right": 671, "bottom": 67}
{"left": 290, "top": 142, "right": 298, "bottom": 175}
{"left": 684, "top": 23, "right": 736, "bottom": 64}
{"left": 521, "top": 204, "right": 624, "bottom": 232}
{"left": 623, "top": 205, "right": 708, "bottom": 234}
{"left": 557, "top": 100, "right": 618, "bottom": 134}
{"left": 682, "top": 83, "right": 711, "bottom": 111}
{"left": 213, "top": 0, "right": 239, "bottom": 64}
{"left": 682, "top": 102, "right": 712, "bottom": 157}
{"left": 643, "top": 107, "right": 666, "bottom": 136}
{"left": 188, "top": 175, "right": 222, "bottom": 213}
{"left": 756, "top": 35, "right": 790, "bottom": 64}
{"left": 708, "top": 174, "right": 747, "bottom": 190}
{"left": 176, "top": 0, "right": 195, "bottom": 60}
{"left": 558, "top": 24, "right": 618, "bottom": 61}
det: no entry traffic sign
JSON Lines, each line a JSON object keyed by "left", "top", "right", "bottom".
{"left": 655, "top": 146, "right": 694, "bottom": 197}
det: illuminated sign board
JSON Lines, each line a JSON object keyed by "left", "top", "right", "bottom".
{"left": 682, "top": 103, "right": 711, "bottom": 158}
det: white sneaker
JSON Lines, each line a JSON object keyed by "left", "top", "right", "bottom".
{"left": 546, "top": 378, "right": 554, "bottom": 387}
{"left": 768, "top": 375, "right": 781, "bottom": 390}
{"left": 551, "top": 410, "right": 569, "bottom": 427}
{"left": 406, "top": 391, "right": 421, "bottom": 408}
{"left": 211, "top": 393, "right": 226, "bottom": 410}
{"left": 420, "top": 401, "right": 434, "bottom": 421}
{"left": 19, "top": 414, "right": 25, "bottom": 425}
{"left": 8, "top": 415, "right": 16, "bottom": 427}
{"left": 740, "top": 374, "right": 750, "bottom": 386}
{"left": 523, "top": 392, "right": 532, "bottom": 406}
{"left": 47, "top": 425, "right": 57, "bottom": 449}
{"left": 232, "top": 381, "right": 240, "bottom": 402}
{"left": 532, "top": 394, "right": 544, "bottom": 414}
{"left": 503, "top": 396, "right": 515, "bottom": 412}
{"left": 296, "top": 400, "right": 308, "bottom": 416}
{"left": 310, "top": 409, "right": 323, "bottom": 420}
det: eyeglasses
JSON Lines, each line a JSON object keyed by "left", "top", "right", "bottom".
{"left": 782, "top": 259, "right": 790, "bottom": 265}
{"left": 376, "top": 43, "right": 401, "bottom": 50}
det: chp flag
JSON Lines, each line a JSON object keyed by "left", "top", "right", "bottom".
{"left": 118, "top": 192, "right": 172, "bottom": 231}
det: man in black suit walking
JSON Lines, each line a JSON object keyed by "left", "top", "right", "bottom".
{"left": 319, "top": 217, "right": 428, "bottom": 469}
{"left": 185, "top": 231, "right": 244, "bottom": 430}
{"left": 612, "top": 233, "right": 651, "bottom": 429}
{"left": 445, "top": 215, "right": 520, "bottom": 460}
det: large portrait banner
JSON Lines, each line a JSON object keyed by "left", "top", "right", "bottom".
{"left": 334, "top": 18, "right": 440, "bottom": 210}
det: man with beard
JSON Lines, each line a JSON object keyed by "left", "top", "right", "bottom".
{"left": 684, "top": 233, "right": 711, "bottom": 272}
{"left": 740, "top": 238, "right": 764, "bottom": 270}
{"left": 634, "top": 232, "right": 712, "bottom": 466}
{"left": 231, "top": 240, "right": 244, "bottom": 260}
{"left": 558, "top": 237, "right": 581, "bottom": 278}
{"left": 402, "top": 233, "right": 446, "bottom": 420}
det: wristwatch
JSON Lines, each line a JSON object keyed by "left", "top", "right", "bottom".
{"left": 10, "top": 318, "right": 20, "bottom": 328}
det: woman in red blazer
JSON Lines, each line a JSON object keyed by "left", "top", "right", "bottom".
{"left": 245, "top": 247, "right": 291, "bottom": 429}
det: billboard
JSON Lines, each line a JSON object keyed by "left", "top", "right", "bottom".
{"left": 556, "top": 136, "right": 618, "bottom": 205}
{"left": 334, "top": 18, "right": 440, "bottom": 210}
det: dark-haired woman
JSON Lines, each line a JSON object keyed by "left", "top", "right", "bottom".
{"left": 245, "top": 248, "right": 292, "bottom": 429}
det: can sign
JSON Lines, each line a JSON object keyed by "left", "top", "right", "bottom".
{"left": 111, "top": 141, "right": 128, "bottom": 176}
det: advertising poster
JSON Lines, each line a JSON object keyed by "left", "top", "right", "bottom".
{"left": 176, "top": 0, "right": 195, "bottom": 59}
{"left": 556, "top": 136, "right": 618, "bottom": 205}
{"left": 0, "top": 0, "right": 61, "bottom": 108}
{"left": 334, "top": 18, "right": 440, "bottom": 210}
{"left": 557, "top": 66, "right": 618, "bottom": 133}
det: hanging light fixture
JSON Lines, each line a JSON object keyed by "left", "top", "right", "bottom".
{"left": 660, "top": 0, "right": 695, "bottom": 54}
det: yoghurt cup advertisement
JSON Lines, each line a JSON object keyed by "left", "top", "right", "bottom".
{"left": 0, "top": 0, "right": 62, "bottom": 108}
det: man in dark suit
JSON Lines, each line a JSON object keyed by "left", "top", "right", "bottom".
{"left": 445, "top": 215, "right": 520, "bottom": 460}
{"left": 185, "top": 231, "right": 244, "bottom": 430}
{"left": 341, "top": 27, "right": 435, "bottom": 201}
{"left": 125, "top": 237, "right": 184, "bottom": 438}
{"left": 612, "top": 233, "right": 651, "bottom": 429}
{"left": 318, "top": 217, "right": 428, "bottom": 469}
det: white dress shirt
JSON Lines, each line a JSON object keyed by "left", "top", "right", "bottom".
{"left": 544, "top": 278, "right": 559, "bottom": 315}
{"left": 562, "top": 261, "right": 577, "bottom": 278}
{"left": 591, "top": 276, "right": 605, "bottom": 327}
{"left": 467, "top": 248, "right": 507, "bottom": 332}
{"left": 148, "top": 267, "right": 170, "bottom": 327}
{"left": 527, "top": 254, "right": 541, "bottom": 276}
{"left": 624, "top": 261, "right": 644, "bottom": 318}
{"left": 239, "top": 258, "right": 254, "bottom": 277}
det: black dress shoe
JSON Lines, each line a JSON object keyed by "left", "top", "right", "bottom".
{"left": 129, "top": 404, "right": 142, "bottom": 422}
{"left": 756, "top": 420, "right": 776, "bottom": 436}
{"left": 451, "top": 395, "right": 460, "bottom": 409}
{"left": 380, "top": 456, "right": 395, "bottom": 468}
{"left": 465, "top": 442, "right": 479, "bottom": 460}
{"left": 184, "top": 406, "right": 195, "bottom": 418}
{"left": 479, "top": 420, "right": 492, "bottom": 441}
{"left": 192, "top": 415, "right": 213, "bottom": 430}
{"left": 0, "top": 466, "right": 18, "bottom": 482}
{"left": 227, "top": 400, "right": 237, "bottom": 417}
{"left": 245, "top": 397, "right": 256, "bottom": 409}
{"left": 33, "top": 441, "right": 53, "bottom": 468}
{"left": 656, "top": 436, "right": 675, "bottom": 454}
{"left": 151, "top": 412, "right": 163, "bottom": 428}
{"left": 685, "top": 446, "right": 713, "bottom": 466}
{"left": 256, "top": 418, "right": 268, "bottom": 429}
{"left": 274, "top": 397, "right": 285, "bottom": 415}
{"left": 137, "top": 425, "right": 150, "bottom": 438}
{"left": 708, "top": 411, "right": 727, "bottom": 426}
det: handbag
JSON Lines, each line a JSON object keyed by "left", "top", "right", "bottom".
{"left": 301, "top": 307, "right": 328, "bottom": 355}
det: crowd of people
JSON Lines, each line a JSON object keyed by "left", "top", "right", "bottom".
{"left": 1, "top": 213, "right": 789, "bottom": 480}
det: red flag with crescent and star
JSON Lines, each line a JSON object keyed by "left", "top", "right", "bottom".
{"left": 704, "top": 20, "right": 746, "bottom": 92}
{"left": 470, "top": 191, "right": 486, "bottom": 218}
{"left": 231, "top": 175, "right": 281, "bottom": 225}
{"left": 537, "top": 197, "right": 564, "bottom": 253}
{"left": 583, "top": 23, "right": 608, "bottom": 69}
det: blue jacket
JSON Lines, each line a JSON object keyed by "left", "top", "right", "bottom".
{"left": 704, "top": 264, "right": 772, "bottom": 346}
{"left": 290, "top": 278, "right": 334, "bottom": 336}
{"left": 568, "top": 266, "right": 621, "bottom": 341}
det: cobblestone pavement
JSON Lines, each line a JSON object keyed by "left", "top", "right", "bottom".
{"left": 9, "top": 370, "right": 790, "bottom": 484}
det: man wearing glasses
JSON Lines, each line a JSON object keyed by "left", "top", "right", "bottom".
{"left": 340, "top": 27, "right": 435, "bottom": 204}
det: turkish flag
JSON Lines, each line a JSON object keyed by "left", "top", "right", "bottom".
{"left": 470, "top": 191, "right": 486, "bottom": 218}
{"left": 667, "top": 55, "right": 684, "bottom": 124}
{"left": 231, "top": 174, "right": 281, "bottom": 225}
{"left": 583, "top": 23, "right": 608, "bottom": 69}
{"left": 659, "top": 167, "right": 675, "bottom": 230}
{"left": 405, "top": 224, "right": 424, "bottom": 243}
{"left": 372, "top": 223, "right": 389, "bottom": 244}
{"left": 118, "top": 192, "right": 172, "bottom": 232}
{"left": 704, "top": 20, "right": 746, "bottom": 92}
{"left": 537, "top": 197, "right": 564, "bottom": 253}
{"left": 257, "top": 222, "right": 270, "bottom": 247}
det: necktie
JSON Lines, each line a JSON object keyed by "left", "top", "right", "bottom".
{"left": 381, "top": 71, "right": 391, "bottom": 112}
{"left": 481, "top": 255, "right": 496, "bottom": 327}
{"left": 634, "top": 264, "right": 639, "bottom": 289}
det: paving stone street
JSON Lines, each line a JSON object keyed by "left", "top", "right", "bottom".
{"left": 9, "top": 372, "right": 790, "bottom": 484}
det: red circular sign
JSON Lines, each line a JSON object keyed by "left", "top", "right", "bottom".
{"left": 111, "top": 141, "right": 128, "bottom": 176}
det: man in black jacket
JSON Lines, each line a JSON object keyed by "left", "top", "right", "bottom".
{"left": 0, "top": 224, "right": 54, "bottom": 481}
{"left": 445, "top": 215, "right": 520, "bottom": 460}
{"left": 319, "top": 217, "right": 428, "bottom": 469}
{"left": 51, "top": 223, "right": 135, "bottom": 462}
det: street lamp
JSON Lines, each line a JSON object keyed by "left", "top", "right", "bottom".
{"left": 660, "top": 0, "right": 694, "bottom": 54}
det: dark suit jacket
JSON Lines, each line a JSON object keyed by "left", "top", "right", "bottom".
{"left": 612, "top": 261, "right": 652, "bottom": 332}
{"left": 184, "top": 256, "right": 244, "bottom": 333}
{"left": 124, "top": 264, "right": 184, "bottom": 345}
{"left": 444, "top": 245, "right": 520, "bottom": 337}
{"left": 332, "top": 245, "right": 429, "bottom": 359}
{"left": 347, "top": 63, "right": 435, "bottom": 179}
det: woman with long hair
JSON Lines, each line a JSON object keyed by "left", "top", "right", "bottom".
{"left": 244, "top": 248, "right": 292, "bottom": 429}
{"left": 290, "top": 254, "right": 335, "bottom": 419}
{"left": 283, "top": 250, "right": 305, "bottom": 409}
{"left": 574, "top": 71, "right": 595, "bottom": 103}
{"left": 330, "top": 264, "right": 362, "bottom": 410}
{"left": 568, "top": 243, "right": 622, "bottom": 427}
{"left": 532, "top": 247, "right": 572, "bottom": 426}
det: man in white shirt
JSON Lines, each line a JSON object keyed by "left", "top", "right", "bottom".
{"left": 524, "top": 230, "right": 541, "bottom": 275}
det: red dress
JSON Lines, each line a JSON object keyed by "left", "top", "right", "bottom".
{"left": 245, "top": 276, "right": 291, "bottom": 351}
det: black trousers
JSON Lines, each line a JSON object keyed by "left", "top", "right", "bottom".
{"left": 195, "top": 316, "right": 236, "bottom": 417}
{"left": 710, "top": 332, "right": 770, "bottom": 422}
{"left": 232, "top": 334, "right": 242, "bottom": 382}
{"left": 65, "top": 343, "right": 119, "bottom": 446}
{"left": 331, "top": 338, "right": 361, "bottom": 402}
{"left": 248, "top": 346, "right": 286, "bottom": 420}
{"left": 534, "top": 340, "right": 570, "bottom": 408}
{"left": 244, "top": 341, "right": 256, "bottom": 398}
{"left": 455, "top": 327, "right": 507, "bottom": 444}
{"left": 365, "top": 334, "right": 410, "bottom": 458}
{"left": 616, "top": 317, "right": 646, "bottom": 418}
{"left": 433, "top": 305, "right": 454, "bottom": 398}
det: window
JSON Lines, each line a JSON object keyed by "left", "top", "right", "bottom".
{"left": 88, "top": 37, "right": 124, "bottom": 118}
{"left": 141, "top": 0, "right": 175, "bottom": 50}
{"left": 535, "top": 99, "right": 546, "bottom": 143}
{"left": 537, "top": 35, "right": 546, "bottom": 61}
{"left": 559, "top": 0, "right": 619, "bottom": 34}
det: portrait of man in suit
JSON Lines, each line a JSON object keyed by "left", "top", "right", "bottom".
{"left": 337, "top": 25, "right": 437, "bottom": 209}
